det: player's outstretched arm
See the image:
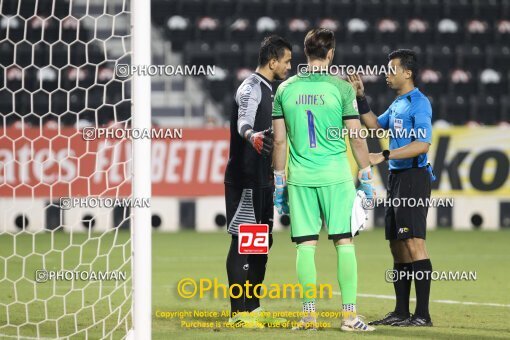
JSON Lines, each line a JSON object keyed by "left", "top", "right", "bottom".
{"left": 348, "top": 74, "right": 382, "bottom": 130}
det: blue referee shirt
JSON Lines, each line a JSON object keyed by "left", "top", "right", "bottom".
{"left": 377, "top": 88, "right": 432, "bottom": 170}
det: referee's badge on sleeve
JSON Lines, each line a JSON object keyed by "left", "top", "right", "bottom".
{"left": 394, "top": 118, "right": 403, "bottom": 130}
{"left": 352, "top": 99, "right": 358, "bottom": 112}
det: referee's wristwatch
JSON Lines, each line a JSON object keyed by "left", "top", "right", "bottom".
{"left": 382, "top": 149, "right": 390, "bottom": 161}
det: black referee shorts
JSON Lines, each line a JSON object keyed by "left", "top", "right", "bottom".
{"left": 385, "top": 167, "right": 431, "bottom": 240}
{"left": 225, "top": 185, "right": 274, "bottom": 236}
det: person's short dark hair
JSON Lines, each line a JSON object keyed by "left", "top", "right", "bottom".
{"left": 388, "top": 49, "right": 418, "bottom": 82}
{"left": 258, "top": 35, "right": 292, "bottom": 66}
{"left": 304, "top": 28, "right": 335, "bottom": 60}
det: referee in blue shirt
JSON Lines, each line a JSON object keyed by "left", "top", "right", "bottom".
{"left": 349, "top": 49, "right": 434, "bottom": 327}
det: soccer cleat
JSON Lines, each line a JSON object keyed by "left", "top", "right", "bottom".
{"left": 368, "top": 311, "right": 410, "bottom": 325}
{"left": 227, "top": 313, "right": 265, "bottom": 328}
{"left": 249, "top": 307, "right": 287, "bottom": 326}
{"left": 341, "top": 314, "right": 375, "bottom": 332}
{"left": 391, "top": 314, "right": 433, "bottom": 327}
{"left": 291, "top": 314, "right": 318, "bottom": 331}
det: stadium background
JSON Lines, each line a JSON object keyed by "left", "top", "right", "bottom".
{"left": 1, "top": 0, "right": 509, "bottom": 232}
{"left": 0, "top": 0, "right": 509, "bottom": 339}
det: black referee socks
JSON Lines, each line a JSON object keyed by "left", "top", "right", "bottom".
{"left": 413, "top": 259, "right": 433, "bottom": 319}
{"left": 393, "top": 262, "right": 412, "bottom": 316}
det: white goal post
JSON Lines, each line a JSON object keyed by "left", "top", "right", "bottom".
{"left": 131, "top": 0, "right": 152, "bottom": 338}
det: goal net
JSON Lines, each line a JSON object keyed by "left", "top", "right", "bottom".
{"left": 0, "top": 0, "right": 150, "bottom": 338}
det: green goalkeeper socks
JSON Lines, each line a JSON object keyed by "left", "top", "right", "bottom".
{"left": 336, "top": 244, "right": 357, "bottom": 305}
{"left": 296, "top": 244, "right": 317, "bottom": 303}
{"left": 296, "top": 244, "right": 357, "bottom": 306}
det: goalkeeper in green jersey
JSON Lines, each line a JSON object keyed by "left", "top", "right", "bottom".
{"left": 272, "top": 28, "right": 375, "bottom": 332}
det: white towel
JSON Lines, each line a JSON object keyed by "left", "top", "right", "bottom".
{"left": 351, "top": 190, "right": 368, "bottom": 236}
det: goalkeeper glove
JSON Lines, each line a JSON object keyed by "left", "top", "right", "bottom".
{"left": 357, "top": 166, "right": 375, "bottom": 200}
{"left": 273, "top": 170, "right": 289, "bottom": 215}
{"left": 247, "top": 128, "right": 273, "bottom": 156}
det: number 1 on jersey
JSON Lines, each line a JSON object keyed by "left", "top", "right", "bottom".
{"left": 306, "top": 110, "right": 317, "bottom": 148}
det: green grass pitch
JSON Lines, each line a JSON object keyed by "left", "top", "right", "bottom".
{"left": 1, "top": 229, "right": 509, "bottom": 339}
{"left": 153, "top": 229, "right": 510, "bottom": 339}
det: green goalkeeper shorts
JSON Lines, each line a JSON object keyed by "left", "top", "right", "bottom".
{"left": 288, "top": 181, "right": 356, "bottom": 243}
